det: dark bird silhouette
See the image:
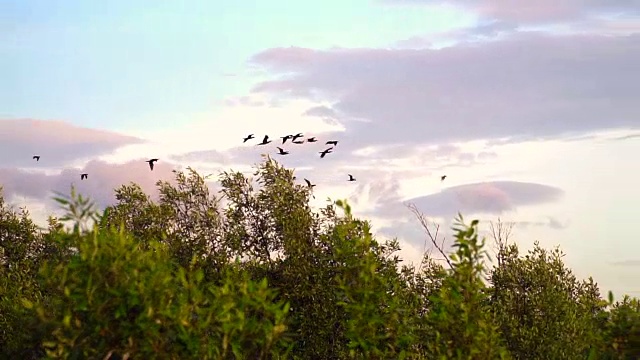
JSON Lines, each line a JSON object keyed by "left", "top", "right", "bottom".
{"left": 258, "top": 135, "right": 272, "bottom": 145}
{"left": 307, "top": 137, "right": 318, "bottom": 143}
{"left": 291, "top": 132, "right": 304, "bottom": 142}
{"left": 276, "top": 147, "right": 289, "bottom": 155}
{"left": 441, "top": 175, "right": 447, "bottom": 182}
{"left": 348, "top": 174, "right": 356, "bottom": 182}
{"left": 292, "top": 139, "right": 304, "bottom": 144}
{"left": 319, "top": 147, "right": 333, "bottom": 158}
{"left": 281, "top": 135, "right": 292, "bottom": 144}
{"left": 304, "top": 178, "right": 316, "bottom": 188}
{"left": 146, "top": 158, "right": 159, "bottom": 171}
{"left": 80, "top": 173, "right": 88, "bottom": 180}
{"left": 243, "top": 134, "right": 255, "bottom": 143}
{"left": 32, "top": 155, "right": 40, "bottom": 161}
{"left": 326, "top": 140, "right": 338, "bottom": 146}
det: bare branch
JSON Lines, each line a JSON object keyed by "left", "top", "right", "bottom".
{"left": 488, "top": 217, "right": 514, "bottom": 267}
{"left": 406, "top": 203, "right": 454, "bottom": 270}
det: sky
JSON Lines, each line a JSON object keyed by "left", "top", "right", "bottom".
{"left": 1, "top": 0, "right": 639, "bottom": 296}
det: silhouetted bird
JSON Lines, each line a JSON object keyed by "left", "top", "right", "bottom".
{"left": 326, "top": 140, "right": 338, "bottom": 146}
{"left": 348, "top": 174, "right": 356, "bottom": 182}
{"left": 32, "top": 155, "right": 40, "bottom": 161}
{"left": 80, "top": 173, "right": 88, "bottom": 180}
{"left": 441, "top": 175, "right": 447, "bottom": 182}
{"left": 307, "top": 137, "right": 318, "bottom": 143}
{"left": 281, "top": 135, "right": 292, "bottom": 144}
{"left": 319, "top": 147, "right": 333, "bottom": 158}
{"left": 243, "top": 134, "right": 255, "bottom": 143}
{"left": 304, "top": 178, "right": 316, "bottom": 188}
{"left": 258, "top": 135, "right": 272, "bottom": 145}
{"left": 291, "top": 133, "right": 304, "bottom": 142}
{"left": 276, "top": 147, "right": 290, "bottom": 155}
{"left": 292, "top": 139, "right": 304, "bottom": 144}
{"left": 147, "top": 158, "right": 159, "bottom": 171}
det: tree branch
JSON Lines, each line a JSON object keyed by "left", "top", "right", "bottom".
{"left": 406, "top": 203, "right": 453, "bottom": 270}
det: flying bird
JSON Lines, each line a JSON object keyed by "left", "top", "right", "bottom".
{"left": 32, "top": 155, "right": 40, "bottom": 161}
{"left": 304, "top": 178, "right": 316, "bottom": 188}
{"left": 291, "top": 133, "right": 304, "bottom": 142}
{"left": 80, "top": 173, "right": 88, "bottom": 180}
{"left": 326, "top": 140, "right": 338, "bottom": 146}
{"left": 258, "top": 135, "right": 272, "bottom": 145}
{"left": 276, "top": 147, "right": 290, "bottom": 155}
{"left": 307, "top": 137, "right": 318, "bottom": 143}
{"left": 281, "top": 135, "right": 292, "bottom": 144}
{"left": 146, "top": 158, "right": 159, "bottom": 171}
{"left": 319, "top": 147, "right": 333, "bottom": 158}
{"left": 292, "top": 139, "right": 305, "bottom": 144}
{"left": 441, "top": 175, "right": 447, "bottom": 182}
{"left": 348, "top": 174, "right": 356, "bottom": 182}
{"left": 243, "top": 134, "right": 255, "bottom": 143}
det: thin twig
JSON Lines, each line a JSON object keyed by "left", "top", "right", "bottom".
{"left": 406, "top": 203, "right": 454, "bottom": 270}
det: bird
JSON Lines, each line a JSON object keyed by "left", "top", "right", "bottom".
{"left": 258, "top": 135, "right": 272, "bottom": 145}
{"left": 243, "top": 134, "right": 255, "bottom": 143}
{"left": 441, "top": 175, "right": 447, "bottom": 182}
{"left": 348, "top": 174, "right": 356, "bottom": 182}
{"left": 307, "top": 137, "right": 318, "bottom": 143}
{"left": 32, "top": 155, "right": 40, "bottom": 161}
{"left": 304, "top": 178, "right": 316, "bottom": 188}
{"left": 80, "top": 173, "right": 88, "bottom": 180}
{"left": 292, "top": 139, "right": 305, "bottom": 144}
{"left": 276, "top": 147, "right": 289, "bottom": 155}
{"left": 319, "top": 147, "right": 333, "bottom": 158}
{"left": 291, "top": 133, "right": 304, "bottom": 142}
{"left": 326, "top": 140, "right": 338, "bottom": 146}
{"left": 146, "top": 158, "right": 159, "bottom": 171}
{"left": 280, "top": 135, "right": 292, "bottom": 144}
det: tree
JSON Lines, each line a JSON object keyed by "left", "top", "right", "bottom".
{"left": 488, "top": 241, "right": 605, "bottom": 359}
{"left": 2, "top": 157, "right": 640, "bottom": 358}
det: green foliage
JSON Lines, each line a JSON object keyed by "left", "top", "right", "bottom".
{"left": 30, "top": 227, "right": 290, "bottom": 359}
{"left": 489, "top": 241, "right": 605, "bottom": 359}
{"left": 1, "top": 159, "right": 639, "bottom": 359}
{"left": 425, "top": 215, "right": 509, "bottom": 359}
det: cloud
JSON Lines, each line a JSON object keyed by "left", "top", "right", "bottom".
{"left": 1, "top": 159, "right": 178, "bottom": 209}
{"left": 611, "top": 259, "right": 640, "bottom": 267}
{"left": 0, "top": 119, "right": 143, "bottom": 167}
{"left": 514, "top": 217, "right": 569, "bottom": 230}
{"left": 394, "top": 20, "right": 519, "bottom": 48}
{"left": 224, "top": 95, "right": 266, "bottom": 107}
{"left": 611, "top": 132, "right": 640, "bottom": 141}
{"left": 249, "top": 32, "right": 640, "bottom": 151}
{"left": 373, "top": 181, "right": 564, "bottom": 219}
{"left": 379, "top": 0, "right": 640, "bottom": 25}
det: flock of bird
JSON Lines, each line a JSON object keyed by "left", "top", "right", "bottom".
{"left": 241, "top": 132, "right": 355, "bottom": 189}
{"left": 29, "top": 132, "right": 447, "bottom": 190}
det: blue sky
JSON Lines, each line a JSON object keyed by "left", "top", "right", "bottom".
{"left": 1, "top": 0, "right": 639, "bottom": 296}
{"left": 1, "top": 0, "right": 473, "bottom": 130}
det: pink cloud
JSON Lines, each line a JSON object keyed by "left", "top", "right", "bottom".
{"left": 1, "top": 159, "right": 178, "bottom": 209}
{"left": 0, "top": 119, "right": 143, "bottom": 167}
{"left": 380, "top": 0, "right": 640, "bottom": 24}
{"left": 248, "top": 32, "right": 639, "bottom": 150}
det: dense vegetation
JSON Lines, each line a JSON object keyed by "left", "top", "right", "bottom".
{"left": 1, "top": 157, "right": 638, "bottom": 359}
